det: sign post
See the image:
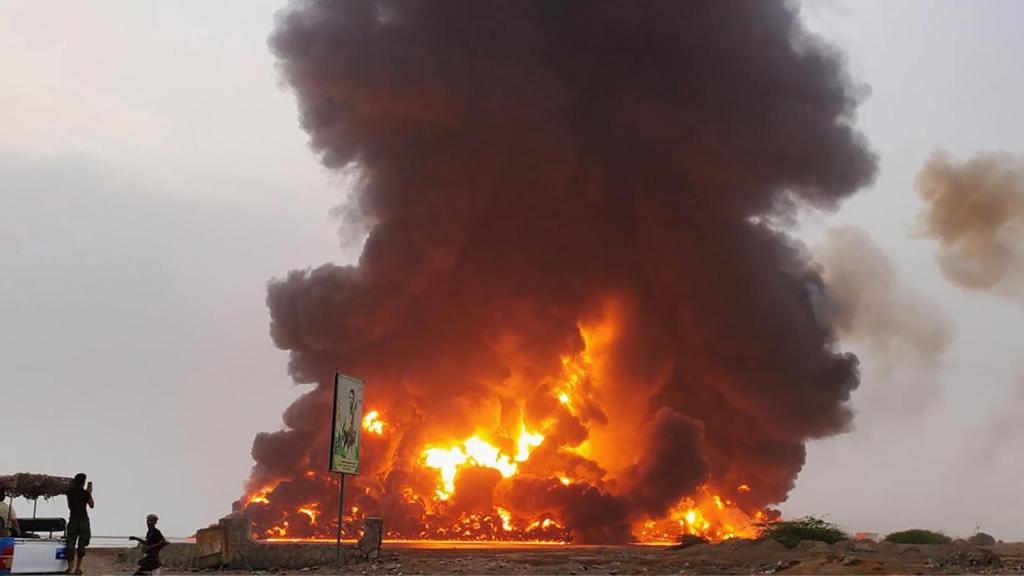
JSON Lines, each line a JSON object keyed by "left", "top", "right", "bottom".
{"left": 335, "top": 475, "right": 345, "bottom": 565}
{"left": 329, "top": 373, "right": 364, "bottom": 565}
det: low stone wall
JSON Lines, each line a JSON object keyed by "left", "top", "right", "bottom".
{"left": 121, "top": 543, "right": 195, "bottom": 570}
{"left": 238, "top": 542, "right": 355, "bottom": 570}
{"left": 122, "top": 541, "right": 370, "bottom": 571}
{"left": 119, "top": 516, "right": 385, "bottom": 571}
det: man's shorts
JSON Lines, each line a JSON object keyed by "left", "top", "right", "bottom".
{"left": 66, "top": 517, "right": 91, "bottom": 555}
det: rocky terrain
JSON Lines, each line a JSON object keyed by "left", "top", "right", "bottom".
{"left": 78, "top": 538, "right": 1024, "bottom": 575}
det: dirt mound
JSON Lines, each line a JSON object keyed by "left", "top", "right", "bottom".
{"left": 969, "top": 532, "right": 998, "bottom": 546}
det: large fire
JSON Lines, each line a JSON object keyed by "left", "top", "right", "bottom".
{"left": 239, "top": 320, "right": 773, "bottom": 544}
{"left": 238, "top": 0, "right": 873, "bottom": 549}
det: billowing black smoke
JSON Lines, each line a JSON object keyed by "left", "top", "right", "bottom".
{"left": 238, "top": 0, "right": 876, "bottom": 543}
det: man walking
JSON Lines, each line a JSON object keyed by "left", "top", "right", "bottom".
{"left": 65, "top": 473, "right": 94, "bottom": 575}
{"left": 129, "top": 514, "right": 167, "bottom": 575}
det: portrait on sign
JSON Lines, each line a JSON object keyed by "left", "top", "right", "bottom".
{"left": 330, "top": 374, "right": 364, "bottom": 474}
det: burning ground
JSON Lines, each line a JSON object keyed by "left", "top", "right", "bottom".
{"left": 234, "top": 0, "right": 877, "bottom": 544}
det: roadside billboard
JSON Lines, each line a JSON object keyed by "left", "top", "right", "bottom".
{"left": 330, "top": 373, "right": 364, "bottom": 474}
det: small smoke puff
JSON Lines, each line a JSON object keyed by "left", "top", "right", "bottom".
{"left": 917, "top": 150, "right": 1024, "bottom": 299}
{"left": 816, "top": 226, "right": 952, "bottom": 367}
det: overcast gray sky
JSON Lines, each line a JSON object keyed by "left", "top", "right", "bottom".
{"left": 2, "top": 1, "right": 1022, "bottom": 540}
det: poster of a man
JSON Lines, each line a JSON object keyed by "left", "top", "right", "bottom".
{"left": 330, "top": 373, "right": 364, "bottom": 474}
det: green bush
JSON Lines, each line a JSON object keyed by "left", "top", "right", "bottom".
{"left": 884, "top": 529, "right": 952, "bottom": 545}
{"left": 758, "top": 517, "right": 849, "bottom": 549}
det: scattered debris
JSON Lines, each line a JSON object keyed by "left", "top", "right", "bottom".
{"left": 941, "top": 547, "right": 1003, "bottom": 570}
{"left": 773, "top": 559, "right": 800, "bottom": 572}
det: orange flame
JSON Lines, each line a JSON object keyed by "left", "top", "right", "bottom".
{"left": 242, "top": 319, "right": 771, "bottom": 543}
{"left": 634, "top": 486, "right": 764, "bottom": 543}
{"left": 422, "top": 428, "right": 543, "bottom": 501}
{"left": 246, "top": 486, "right": 273, "bottom": 505}
{"left": 298, "top": 505, "right": 319, "bottom": 524}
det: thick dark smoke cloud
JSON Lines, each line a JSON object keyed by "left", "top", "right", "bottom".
{"left": 242, "top": 0, "right": 876, "bottom": 542}
{"left": 918, "top": 150, "right": 1024, "bottom": 300}
{"left": 622, "top": 408, "right": 708, "bottom": 517}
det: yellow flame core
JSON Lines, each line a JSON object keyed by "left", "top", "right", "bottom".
{"left": 423, "top": 445, "right": 469, "bottom": 499}
{"left": 422, "top": 429, "right": 544, "bottom": 500}
{"left": 298, "top": 505, "right": 318, "bottom": 524}
{"left": 362, "top": 410, "right": 385, "bottom": 434}
{"left": 465, "top": 437, "right": 518, "bottom": 476}
{"left": 247, "top": 485, "right": 275, "bottom": 505}
{"left": 526, "top": 518, "right": 561, "bottom": 531}
{"left": 515, "top": 428, "right": 544, "bottom": 462}
{"left": 497, "top": 507, "right": 513, "bottom": 531}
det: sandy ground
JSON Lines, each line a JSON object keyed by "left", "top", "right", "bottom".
{"left": 80, "top": 540, "right": 1024, "bottom": 575}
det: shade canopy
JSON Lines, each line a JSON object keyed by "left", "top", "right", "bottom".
{"left": 0, "top": 473, "right": 73, "bottom": 500}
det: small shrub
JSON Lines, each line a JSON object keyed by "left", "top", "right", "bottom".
{"left": 884, "top": 529, "right": 952, "bottom": 545}
{"left": 967, "top": 532, "right": 996, "bottom": 546}
{"left": 758, "top": 517, "right": 849, "bottom": 549}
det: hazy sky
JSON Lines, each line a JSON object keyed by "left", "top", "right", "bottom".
{"left": 2, "top": 1, "right": 1022, "bottom": 540}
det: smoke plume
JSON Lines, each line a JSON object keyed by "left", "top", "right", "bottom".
{"left": 815, "top": 226, "right": 952, "bottom": 367}
{"left": 239, "top": 0, "right": 877, "bottom": 543}
{"left": 917, "top": 150, "right": 1024, "bottom": 300}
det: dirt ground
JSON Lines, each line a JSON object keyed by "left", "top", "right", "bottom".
{"left": 82, "top": 539, "right": 1024, "bottom": 575}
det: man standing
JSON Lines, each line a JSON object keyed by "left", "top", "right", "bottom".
{"left": 65, "top": 473, "right": 94, "bottom": 575}
{"left": 340, "top": 387, "right": 360, "bottom": 459}
{"left": 129, "top": 514, "right": 167, "bottom": 575}
{"left": 0, "top": 488, "right": 18, "bottom": 537}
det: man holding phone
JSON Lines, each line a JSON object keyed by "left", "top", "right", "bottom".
{"left": 65, "top": 473, "right": 94, "bottom": 575}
